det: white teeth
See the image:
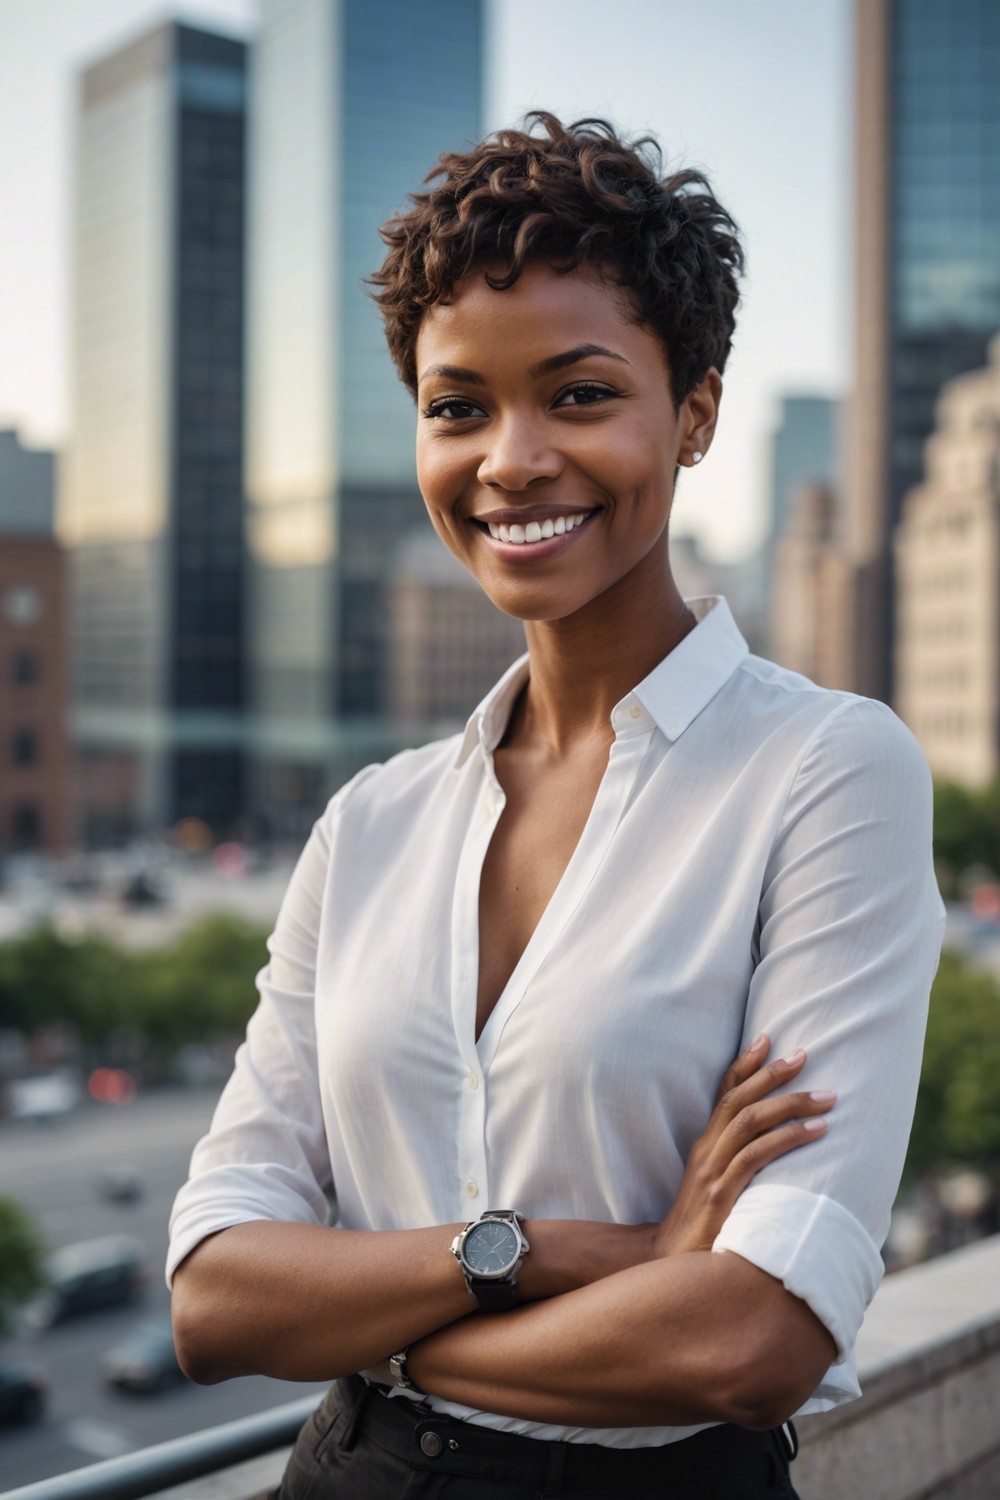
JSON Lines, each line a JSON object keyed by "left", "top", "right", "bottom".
{"left": 484, "top": 512, "right": 593, "bottom": 544}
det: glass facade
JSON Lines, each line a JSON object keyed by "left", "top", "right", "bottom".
{"left": 247, "top": 0, "right": 483, "bottom": 830}
{"left": 62, "top": 24, "right": 247, "bottom": 841}
{"left": 770, "top": 396, "right": 839, "bottom": 546}
{"left": 884, "top": 0, "right": 1000, "bottom": 692}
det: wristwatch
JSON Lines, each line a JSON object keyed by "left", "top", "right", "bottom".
{"left": 387, "top": 1345, "right": 424, "bottom": 1394}
{"left": 451, "top": 1209, "right": 530, "bottom": 1311}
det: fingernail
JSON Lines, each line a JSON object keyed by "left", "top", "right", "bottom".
{"left": 750, "top": 1033, "right": 767, "bottom": 1050}
{"left": 810, "top": 1090, "right": 836, "bottom": 1103}
{"left": 782, "top": 1048, "right": 806, "bottom": 1064}
{"left": 803, "top": 1118, "right": 828, "bottom": 1132}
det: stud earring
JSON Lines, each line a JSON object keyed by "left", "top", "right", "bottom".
{"left": 691, "top": 451, "right": 703, "bottom": 464}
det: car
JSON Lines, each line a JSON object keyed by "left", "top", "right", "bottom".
{"left": 96, "top": 1165, "right": 144, "bottom": 1204}
{"left": 103, "top": 1317, "right": 186, "bottom": 1394}
{"left": 21, "top": 1234, "right": 149, "bottom": 1330}
{"left": 0, "top": 1363, "right": 47, "bottom": 1425}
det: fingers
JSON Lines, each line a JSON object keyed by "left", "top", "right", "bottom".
{"left": 713, "top": 1032, "right": 771, "bottom": 1106}
{"left": 714, "top": 1038, "right": 811, "bottom": 1116}
{"left": 713, "top": 1112, "right": 833, "bottom": 1204}
{"left": 719, "top": 1087, "right": 835, "bottom": 1154}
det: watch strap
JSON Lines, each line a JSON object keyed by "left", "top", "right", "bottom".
{"left": 468, "top": 1276, "right": 519, "bottom": 1311}
{"left": 387, "top": 1345, "right": 424, "bottom": 1394}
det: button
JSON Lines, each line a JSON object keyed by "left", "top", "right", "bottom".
{"left": 467, "top": 1074, "right": 479, "bottom": 1090}
{"left": 629, "top": 704, "right": 642, "bottom": 720}
{"left": 465, "top": 1179, "right": 479, "bottom": 1198}
{"left": 420, "top": 1431, "right": 443, "bottom": 1458}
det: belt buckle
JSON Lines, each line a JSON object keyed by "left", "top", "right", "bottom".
{"left": 777, "top": 1419, "right": 799, "bottom": 1460}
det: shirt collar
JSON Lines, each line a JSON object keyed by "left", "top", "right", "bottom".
{"left": 452, "top": 595, "right": 748, "bottom": 768}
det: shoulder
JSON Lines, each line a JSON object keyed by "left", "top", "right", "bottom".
{"left": 316, "top": 730, "right": 464, "bottom": 838}
{"left": 708, "top": 654, "right": 934, "bottom": 828}
{"left": 732, "top": 652, "right": 930, "bottom": 772}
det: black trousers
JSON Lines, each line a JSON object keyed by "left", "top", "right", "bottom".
{"left": 273, "top": 1374, "right": 802, "bottom": 1499}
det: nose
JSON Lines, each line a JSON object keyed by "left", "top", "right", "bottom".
{"left": 477, "top": 413, "right": 563, "bottom": 491}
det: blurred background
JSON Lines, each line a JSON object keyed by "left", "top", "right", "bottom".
{"left": 1, "top": 0, "right": 999, "bottom": 1489}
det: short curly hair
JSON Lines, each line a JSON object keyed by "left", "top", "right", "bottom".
{"left": 368, "top": 111, "right": 745, "bottom": 412}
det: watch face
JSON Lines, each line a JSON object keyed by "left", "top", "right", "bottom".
{"left": 464, "top": 1219, "right": 519, "bottom": 1277}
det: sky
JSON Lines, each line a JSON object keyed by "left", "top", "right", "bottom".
{"left": 0, "top": 0, "right": 852, "bottom": 561}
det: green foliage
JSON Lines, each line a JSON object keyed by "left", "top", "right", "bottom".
{"left": 0, "top": 913, "right": 269, "bottom": 1062}
{"left": 904, "top": 950, "right": 1000, "bottom": 1185}
{"left": 127, "top": 914, "right": 270, "bottom": 1052}
{"left": 932, "top": 775, "right": 1000, "bottom": 888}
{"left": 0, "top": 1197, "right": 46, "bottom": 1334}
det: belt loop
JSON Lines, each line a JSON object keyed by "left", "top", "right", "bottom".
{"left": 541, "top": 1439, "right": 566, "bottom": 1496}
{"left": 337, "top": 1375, "right": 372, "bottom": 1453}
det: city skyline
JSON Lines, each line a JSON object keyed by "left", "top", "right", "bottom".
{"left": 0, "top": 0, "right": 850, "bottom": 563}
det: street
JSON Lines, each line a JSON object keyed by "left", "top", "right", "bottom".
{"left": 0, "top": 1087, "right": 329, "bottom": 1492}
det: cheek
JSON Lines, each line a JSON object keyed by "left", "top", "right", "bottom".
{"left": 416, "top": 440, "right": 462, "bottom": 516}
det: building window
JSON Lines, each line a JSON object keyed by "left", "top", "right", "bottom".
{"left": 12, "top": 728, "right": 38, "bottom": 766}
{"left": 12, "top": 651, "right": 39, "bottom": 686}
{"left": 10, "top": 802, "right": 41, "bottom": 848}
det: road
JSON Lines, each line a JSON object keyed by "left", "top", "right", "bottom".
{"left": 0, "top": 1088, "right": 329, "bottom": 1493}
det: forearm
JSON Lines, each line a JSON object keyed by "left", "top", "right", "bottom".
{"left": 171, "top": 1217, "right": 655, "bottom": 1384}
{"left": 408, "top": 1250, "right": 784, "bottom": 1430}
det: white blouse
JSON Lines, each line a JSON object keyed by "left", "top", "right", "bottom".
{"left": 167, "top": 594, "right": 946, "bottom": 1448}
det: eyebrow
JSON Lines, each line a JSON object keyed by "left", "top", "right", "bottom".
{"left": 417, "top": 344, "right": 631, "bottom": 387}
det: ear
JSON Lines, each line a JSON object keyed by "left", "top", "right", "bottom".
{"left": 680, "top": 368, "right": 723, "bottom": 466}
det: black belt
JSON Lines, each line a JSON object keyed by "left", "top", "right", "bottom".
{"left": 338, "top": 1374, "right": 795, "bottom": 1489}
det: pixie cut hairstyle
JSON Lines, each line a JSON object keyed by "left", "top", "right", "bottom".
{"left": 369, "top": 111, "right": 745, "bottom": 412}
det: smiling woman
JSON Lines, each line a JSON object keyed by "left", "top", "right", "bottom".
{"left": 167, "top": 113, "right": 946, "bottom": 1500}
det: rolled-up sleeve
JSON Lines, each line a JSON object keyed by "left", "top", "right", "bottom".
{"left": 711, "top": 697, "right": 947, "bottom": 1375}
{"left": 165, "top": 794, "right": 341, "bottom": 1288}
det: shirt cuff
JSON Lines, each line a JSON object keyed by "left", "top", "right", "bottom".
{"left": 710, "top": 1182, "right": 885, "bottom": 1363}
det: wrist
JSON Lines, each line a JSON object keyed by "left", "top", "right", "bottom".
{"left": 519, "top": 1219, "right": 659, "bottom": 1299}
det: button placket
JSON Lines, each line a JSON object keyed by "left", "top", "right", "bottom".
{"left": 450, "top": 771, "right": 501, "bottom": 1214}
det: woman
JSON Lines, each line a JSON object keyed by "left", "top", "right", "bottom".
{"left": 168, "top": 115, "right": 946, "bottom": 1498}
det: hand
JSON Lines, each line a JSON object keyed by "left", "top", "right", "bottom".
{"left": 652, "top": 1035, "right": 834, "bottom": 1258}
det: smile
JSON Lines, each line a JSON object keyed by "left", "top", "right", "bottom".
{"left": 485, "top": 511, "right": 590, "bottom": 545}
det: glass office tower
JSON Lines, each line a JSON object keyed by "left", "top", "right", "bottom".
{"left": 246, "top": 0, "right": 483, "bottom": 838}
{"left": 848, "top": 0, "right": 1000, "bottom": 703}
{"left": 60, "top": 23, "right": 247, "bottom": 842}
{"left": 769, "top": 396, "right": 839, "bottom": 549}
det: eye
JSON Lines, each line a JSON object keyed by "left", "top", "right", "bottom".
{"left": 421, "top": 397, "right": 484, "bottom": 421}
{"left": 553, "top": 383, "right": 617, "bottom": 408}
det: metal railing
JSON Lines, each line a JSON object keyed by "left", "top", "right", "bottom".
{"left": 4, "top": 1392, "right": 319, "bottom": 1500}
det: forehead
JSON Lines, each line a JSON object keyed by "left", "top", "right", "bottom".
{"left": 415, "top": 260, "right": 664, "bottom": 376}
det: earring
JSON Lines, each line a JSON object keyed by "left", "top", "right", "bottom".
{"left": 691, "top": 451, "right": 703, "bottom": 464}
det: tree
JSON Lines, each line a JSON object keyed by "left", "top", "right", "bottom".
{"left": 904, "top": 950, "right": 1000, "bottom": 1186}
{"left": 0, "top": 1197, "right": 46, "bottom": 1334}
{"left": 932, "top": 776, "right": 1000, "bottom": 889}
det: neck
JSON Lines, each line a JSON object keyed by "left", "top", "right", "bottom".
{"left": 512, "top": 545, "right": 697, "bottom": 756}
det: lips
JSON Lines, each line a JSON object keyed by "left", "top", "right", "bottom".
{"left": 471, "top": 507, "right": 601, "bottom": 546}
{"left": 472, "top": 507, "right": 600, "bottom": 555}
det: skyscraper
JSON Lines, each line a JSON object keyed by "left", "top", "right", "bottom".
{"left": 847, "top": 0, "right": 1000, "bottom": 704}
{"left": 245, "top": 0, "right": 484, "bottom": 838}
{"left": 0, "top": 430, "right": 71, "bottom": 857}
{"left": 894, "top": 336, "right": 1000, "bottom": 788}
{"left": 59, "top": 22, "right": 248, "bottom": 844}
{"left": 768, "top": 396, "right": 839, "bottom": 551}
